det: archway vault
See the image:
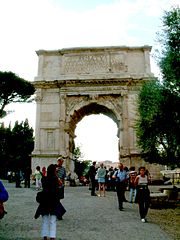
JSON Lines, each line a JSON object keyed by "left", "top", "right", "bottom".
{"left": 69, "top": 102, "right": 119, "bottom": 135}
{"left": 32, "top": 46, "right": 153, "bottom": 172}
{"left": 67, "top": 102, "right": 120, "bottom": 154}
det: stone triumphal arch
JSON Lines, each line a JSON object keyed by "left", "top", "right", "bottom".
{"left": 32, "top": 46, "right": 153, "bottom": 172}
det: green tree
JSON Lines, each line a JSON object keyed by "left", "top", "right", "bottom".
{"left": 11, "top": 119, "right": 34, "bottom": 171}
{"left": 137, "top": 6, "right": 180, "bottom": 167}
{"left": 137, "top": 80, "right": 180, "bottom": 166}
{"left": 73, "top": 146, "right": 91, "bottom": 178}
{"left": 0, "top": 123, "right": 12, "bottom": 177}
{"left": 0, "top": 120, "right": 34, "bottom": 177}
{"left": 158, "top": 6, "right": 180, "bottom": 94}
{"left": 0, "top": 71, "right": 35, "bottom": 118}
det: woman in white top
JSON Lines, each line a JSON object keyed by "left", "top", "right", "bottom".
{"left": 134, "top": 166, "right": 150, "bottom": 223}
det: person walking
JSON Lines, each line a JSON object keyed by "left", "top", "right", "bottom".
{"left": 56, "top": 157, "right": 67, "bottom": 221}
{"left": 97, "top": 163, "right": 106, "bottom": 197}
{"left": 34, "top": 164, "right": 65, "bottom": 240}
{"left": 42, "top": 167, "right": 47, "bottom": 177}
{"left": 15, "top": 169, "right": 24, "bottom": 188}
{"left": 24, "top": 166, "right": 32, "bottom": 188}
{"left": 129, "top": 167, "right": 137, "bottom": 203}
{"left": 34, "top": 166, "right": 42, "bottom": 190}
{"left": 56, "top": 157, "right": 66, "bottom": 200}
{"left": 113, "top": 163, "right": 128, "bottom": 211}
{"left": 88, "top": 161, "right": 97, "bottom": 196}
{"left": 134, "top": 166, "right": 150, "bottom": 223}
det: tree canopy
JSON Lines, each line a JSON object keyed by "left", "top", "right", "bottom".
{"left": 157, "top": 6, "right": 180, "bottom": 94}
{"left": 136, "top": 6, "right": 180, "bottom": 167}
{"left": 0, "top": 119, "right": 34, "bottom": 178}
{"left": 0, "top": 71, "right": 35, "bottom": 118}
{"left": 73, "top": 146, "right": 91, "bottom": 178}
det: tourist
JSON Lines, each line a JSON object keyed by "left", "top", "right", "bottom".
{"left": 56, "top": 157, "right": 66, "bottom": 200}
{"left": 112, "top": 163, "right": 128, "bottom": 211}
{"left": 56, "top": 157, "right": 67, "bottom": 221}
{"left": 88, "top": 161, "right": 97, "bottom": 196}
{"left": 24, "top": 166, "right": 32, "bottom": 188}
{"left": 129, "top": 166, "right": 137, "bottom": 203}
{"left": 34, "top": 166, "right": 42, "bottom": 190}
{"left": 15, "top": 169, "right": 23, "bottom": 188}
{"left": 106, "top": 166, "right": 115, "bottom": 191}
{"left": 134, "top": 166, "right": 150, "bottom": 223}
{"left": 34, "top": 164, "right": 65, "bottom": 240}
{"left": 42, "top": 167, "right": 47, "bottom": 177}
{"left": 7, "top": 170, "right": 12, "bottom": 183}
{"left": 97, "top": 163, "right": 106, "bottom": 197}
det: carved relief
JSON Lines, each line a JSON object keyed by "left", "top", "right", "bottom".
{"left": 88, "top": 94, "right": 99, "bottom": 101}
{"left": 99, "top": 95, "right": 122, "bottom": 119}
{"left": 66, "top": 96, "right": 88, "bottom": 115}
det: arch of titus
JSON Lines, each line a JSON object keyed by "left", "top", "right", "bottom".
{"left": 31, "top": 46, "right": 154, "bottom": 173}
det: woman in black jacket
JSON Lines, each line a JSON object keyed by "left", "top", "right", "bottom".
{"left": 35, "top": 164, "right": 66, "bottom": 240}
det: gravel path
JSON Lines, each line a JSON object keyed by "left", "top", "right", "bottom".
{"left": 0, "top": 181, "right": 172, "bottom": 240}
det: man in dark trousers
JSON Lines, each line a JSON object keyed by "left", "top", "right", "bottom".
{"left": 113, "top": 163, "right": 128, "bottom": 210}
{"left": 88, "top": 161, "right": 97, "bottom": 196}
{"left": 24, "top": 166, "right": 32, "bottom": 188}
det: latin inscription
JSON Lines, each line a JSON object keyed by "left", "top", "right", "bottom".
{"left": 62, "top": 53, "right": 127, "bottom": 74}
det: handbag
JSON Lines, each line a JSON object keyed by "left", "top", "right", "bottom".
{"left": 36, "top": 191, "right": 47, "bottom": 203}
{"left": 57, "top": 187, "right": 64, "bottom": 199}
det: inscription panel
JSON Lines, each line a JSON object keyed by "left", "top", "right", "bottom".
{"left": 62, "top": 53, "right": 109, "bottom": 74}
{"left": 62, "top": 52, "right": 127, "bottom": 74}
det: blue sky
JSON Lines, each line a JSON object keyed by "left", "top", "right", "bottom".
{"left": 0, "top": 0, "right": 179, "bottom": 162}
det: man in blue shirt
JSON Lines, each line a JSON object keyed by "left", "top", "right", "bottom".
{"left": 113, "top": 163, "right": 128, "bottom": 211}
{"left": 56, "top": 157, "right": 66, "bottom": 199}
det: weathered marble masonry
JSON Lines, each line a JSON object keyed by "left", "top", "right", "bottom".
{"left": 32, "top": 46, "right": 156, "bottom": 173}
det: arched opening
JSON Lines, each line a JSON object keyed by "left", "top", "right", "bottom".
{"left": 75, "top": 114, "right": 119, "bottom": 162}
{"left": 68, "top": 103, "right": 120, "bottom": 162}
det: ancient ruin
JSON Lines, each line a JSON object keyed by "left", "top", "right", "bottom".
{"left": 32, "top": 46, "right": 155, "bottom": 173}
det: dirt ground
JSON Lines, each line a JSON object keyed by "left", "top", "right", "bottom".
{"left": 148, "top": 204, "right": 180, "bottom": 240}
{"left": 148, "top": 184, "right": 180, "bottom": 240}
{"left": 1, "top": 181, "right": 179, "bottom": 240}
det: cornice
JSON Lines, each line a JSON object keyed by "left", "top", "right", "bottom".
{"left": 36, "top": 45, "right": 152, "bottom": 56}
{"left": 33, "top": 78, "right": 152, "bottom": 89}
